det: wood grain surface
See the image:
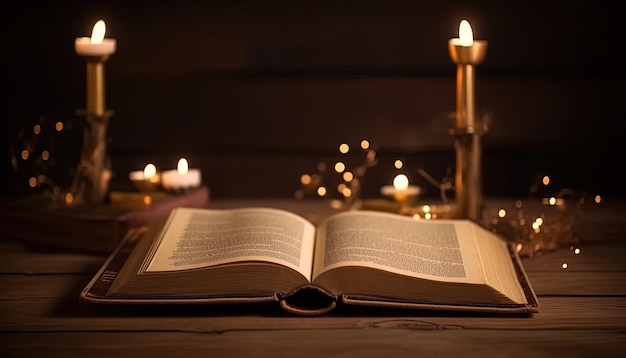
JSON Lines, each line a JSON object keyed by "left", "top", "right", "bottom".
{"left": 1, "top": 198, "right": 625, "bottom": 357}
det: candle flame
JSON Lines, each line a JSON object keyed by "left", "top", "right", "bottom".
{"left": 177, "top": 158, "right": 189, "bottom": 175}
{"left": 90, "top": 20, "right": 106, "bottom": 44}
{"left": 459, "top": 20, "right": 473, "bottom": 46}
{"left": 143, "top": 163, "right": 157, "bottom": 179}
{"left": 393, "top": 174, "right": 409, "bottom": 191}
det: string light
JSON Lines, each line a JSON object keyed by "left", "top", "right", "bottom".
{"left": 296, "top": 139, "right": 378, "bottom": 210}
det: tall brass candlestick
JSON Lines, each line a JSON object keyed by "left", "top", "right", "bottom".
{"left": 72, "top": 20, "right": 116, "bottom": 205}
{"left": 448, "top": 20, "right": 488, "bottom": 221}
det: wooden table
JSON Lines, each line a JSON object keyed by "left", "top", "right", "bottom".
{"left": 1, "top": 198, "right": 625, "bottom": 357}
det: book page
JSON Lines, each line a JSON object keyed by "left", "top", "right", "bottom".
{"left": 312, "top": 211, "right": 486, "bottom": 284}
{"left": 144, "top": 207, "right": 316, "bottom": 280}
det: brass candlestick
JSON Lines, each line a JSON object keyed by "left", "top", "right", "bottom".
{"left": 71, "top": 21, "right": 116, "bottom": 205}
{"left": 448, "top": 21, "right": 488, "bottom": 221}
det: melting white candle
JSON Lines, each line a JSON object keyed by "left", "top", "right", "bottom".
{"left": 161, "top": 158, "right": 202, "bottom": 192}
{"left": 75, "top": 20, "right": 116, "bottom": 56}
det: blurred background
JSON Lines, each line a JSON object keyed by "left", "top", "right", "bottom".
{"left": 4, "top": 0, "right": 624, "bottom": 200}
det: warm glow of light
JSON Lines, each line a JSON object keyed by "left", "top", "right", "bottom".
{"left": 532, "top": 221, "right": 541, "bottom": 231}
{"left": 34, "top": 124, "right": 41, "bottom": 134}
{"left": 412, "top": 214, "right": 421, "bottom": 220}
{"left": 300, "top": 174, "right": 311, "bottom": 185}
{"left": 425, "top": 213, "right": 432, "bottom": 220}
{"left": 535, "top": 217, "right": 543, "bottom": 225}
{"left": 343, "top": 172, "right": 353, "bottom": 182}
{"left": 317, "top": 186, "right": 327, "bottom": 196}
{"left": 28, "top": 177, "right": 37, "bottom": 187}
{"left": 542, "top": 176, "right": 550, "bottom": 185}
{"left": 549, "top": 196, "right": 557, "bottom": 205}
{"left": 574, "top": 248, "right": 581, "bottom": 255}
{"left": 594, "top": 195, "right": 601, "bottom": 204}
{"left": 515, "top": 243, "right": 523, "bottom": 253}
{"left": 21, "top": 150, "right": 29, "bottom": 160}
{"left": 498, "top": 209, "right": 506, "bottom": 218}
{"left": 562, "top": 263, "right": 568, "bottom": 269}
{"left": 334, "top": 162, "right": 345, "bottom": 173}
{"left": 360, "top": 140, "right": 370, "bottom": 150}
{"left": 459, "top": 20, "right": 473, "bottom": 46}
{"left": 423, "top": 205, "right": 431, "bottom": 213}
{"left": 41, "top": 151, "right": 49, "bottom": 161}
{"left": 143, "top": 195, "right": 152, "bottom": 205}
{"left": 339, "top": 143, "right": 349, "bottom": 154}
{"left": 342, "top": 187, "right": 352, "bottom": 197}
{"left": 65, "top": 192, "right": 74, "bottom": 205}
{"left": 337, "top": 183, "right": 347, "bottom": 193}
{"left": 91, "top": 20, "right": 106, "bottom": 44}
{"left": 393, "top": 174, "right": 409, "bottom": 191}
{"left": 394, "top": 160, "right": 403, "bottom": 169}
{"left": 143, "top": 163, "right": 157, "bottom": 179}
{"left": 55, "top": 122, "right": 64, "bottom": 131}
{"left": 177, "top": 158, "right": 189, "bottom": 175}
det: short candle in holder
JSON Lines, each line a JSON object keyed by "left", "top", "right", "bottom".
{"left": 161, "top": 158, "right": 202, "bottom": 193}
{"left": 74, "top": 20, "right": 116, "bottom": 57}
{"left": 129, "top": 163, "right": 161, "bottom": 192}
{"left": 380, "top": 174, "right": 421, "bottom": 205}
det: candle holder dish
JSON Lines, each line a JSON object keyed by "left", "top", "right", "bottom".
{"left": 129, "top": 171, "right": 161, "bottom": 193}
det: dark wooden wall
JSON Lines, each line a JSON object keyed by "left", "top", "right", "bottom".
{"left": 5, "top": 0, "right": 625, "bottom": 199}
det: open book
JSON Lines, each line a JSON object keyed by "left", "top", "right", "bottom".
{"left": 81, "top": 206, "right": 539, "bottom": 315}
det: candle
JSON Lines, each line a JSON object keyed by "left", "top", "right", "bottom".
{"left": 75, "top": 20, "right": 116, "bottom": 56}
{"left": 129, "top": 163, "right": 161, "bottom": 192}
{"left": 161, "top": 158, "right": 202, "bottom": 192}
{"left": 448, "top": 19, "right": 488, "bottom": 128}
{"left": 380, "top": 174, "right": 421, "bottom": 204}
{"left": 75, "top": 20, "right": 116, "bottom": 117}
{"left": 448, "top": 19, "right": 488, "bottom": 221}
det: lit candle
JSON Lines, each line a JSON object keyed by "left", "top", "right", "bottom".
{"left": 75, "top": 20, "right": 116, "bottom": 117}
{"left": 129, "top": 163, "right": 161, "bottom": 192}
{"left": 161, "top": 158, "right": 202, "bottom": 192}
{"left": 448, "top": 19, "right": 488, "bottom": 128}
{"left": 380, "top": 174, "right": 421, "bottom": 204}
{"left": 448, "top": 19, "right": 488, "bottom": 221}
{"left": 75, "top": 20, "right": 116, "bottom": 56}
